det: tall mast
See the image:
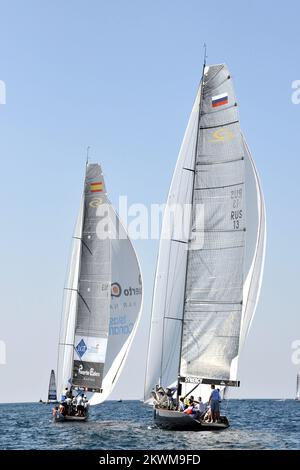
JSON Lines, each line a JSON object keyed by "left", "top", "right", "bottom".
{"left": 86, "top": 146, "right": 90, "bottom": 167}
{"left": 176, "top": 48, "right": 207, "bottom": 396}
{"left": 68, "top": 163, "right": 87, "bottom": 391}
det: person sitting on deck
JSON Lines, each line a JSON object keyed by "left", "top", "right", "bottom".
{"left": 208, "top": 384, "right": 220, "bottom": 423}
{"left": 195, "top": 396, "right": 206, "bottom": 418}
{"left": 60, "top": 388, "right": 68, "bottom": 402}
{"left": 183, "top": 398, "right": 197, "bottom": 417}
{"left": 151, "top": 390, "right": 160, "bottom": 406}
{"left": 58, "top": 402, "right": 67, "bottom": 417}
{"left": 52, "top": 406, "right": 59, "bottom": 419}
{"left": 184, "top": 396, "right": 190, "bottom": 408}
{"left": 178, "top": 397, "right": 186, "bottom": 412}
{"left": 153, "top": 385, "right": 168, "bottom": 408}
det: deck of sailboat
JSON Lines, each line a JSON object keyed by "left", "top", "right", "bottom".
{"left": 154, "top": 408, "right": 229, "bottom": 431}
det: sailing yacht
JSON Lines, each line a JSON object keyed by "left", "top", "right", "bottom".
{"left": 47, "top": 370, "right": 58, "bottom": 404}
{"left": 295, "top": 374, "right": 300, "bottom": 401}
{"left": 144, "top": 62, "right": 266, "bottom": 430}
{"left": 55, "top": 162, "right": 143, "bottom": 421}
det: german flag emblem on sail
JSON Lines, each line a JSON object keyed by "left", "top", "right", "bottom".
{"left": 211, "top": 92, "right": 228, "bottom": 108}
{"left": 90, "top": 181, "right": 103, "bottom": 192}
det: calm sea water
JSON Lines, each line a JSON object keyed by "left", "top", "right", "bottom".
{"left": 0, "top": 400, "right": 299, "bottom": 450}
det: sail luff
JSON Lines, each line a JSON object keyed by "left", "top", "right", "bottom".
{"left": 57, "top": 195, "right": 84, "bottom": 397}
{"left": 144, "top": 84, "right": 202, "bottom": 400}
{"left": 69, "top": 186, "right": 85, "bottom": 388}
{"left": 176, "top": 76, "right": 204, "bottom": 387}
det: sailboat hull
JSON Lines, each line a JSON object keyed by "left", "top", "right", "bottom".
{"left": 53, "top": 414, "right": 88, "bottom": 423}
{"left": 154, "top": 408, "right": 229, "bottom": 431}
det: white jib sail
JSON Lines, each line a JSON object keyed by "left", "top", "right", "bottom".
{"left": 57, "top": 197, "right": 84, "bottom": 398}
{"left": 144, "top": 85, "right": 202, "bottom": 401}
{"left": 89, "top": 207, "right": 143, "bottom": 405}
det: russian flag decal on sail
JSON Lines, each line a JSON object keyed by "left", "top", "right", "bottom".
{"left": 212, "top": 92, "right": 228, "bottom": 108}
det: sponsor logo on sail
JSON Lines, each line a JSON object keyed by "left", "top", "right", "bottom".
{"left": 78, "top": 364, "right": 100, "bottom": 377}
{"left": 211, "top": 128, "right": 234, "bottom": 142}
{"left": 89, "top": 197, "right": 103, "bottom": 207}
{"left": 109, "top": 314, "right": 134, "bottom": 336}
{"left": 111, "top": 281, "right": 142, "bottom": 297}
{"left": 111, "top": 282, "right": 121, "bottom": 297}
{"left": 183, "top": 376, "right": 203, "bottom": 384}
{"left": 76, "top": 339, "right": 87, "bottom": 358}
{"left": 211, "top": 92, "right": 228, "bottom": 108}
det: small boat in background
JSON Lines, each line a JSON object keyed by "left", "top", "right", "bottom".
{"left": 295, "top": 374, "right": 300, "bottom": 401}
{"left": 47, "top": 369, "right": 58, "bottom": 404}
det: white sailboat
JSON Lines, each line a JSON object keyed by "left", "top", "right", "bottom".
{"left": 144, "top": 61, "right": 266, "bottom": 431}
{"left": 55, "top": 162, "right": 143, "bottom": 421}
{"left": 47, "top": 369, "right": 58, "bottom": 404}
{"left": 296, "top": 374, "right": 300, "bottom": 401}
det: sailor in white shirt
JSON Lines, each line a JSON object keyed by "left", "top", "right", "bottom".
{"left": 76, "top": 393, "right": 85, "bottom": 416}
{"left": 195, "top": 396, "right": 206, "bottom": 415}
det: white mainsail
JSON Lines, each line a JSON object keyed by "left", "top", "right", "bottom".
{"left": 57, "top": 163, "right": 142, "bottom": 405}
{"left": 144, "top": 64, "right": 266, "bottom": 403}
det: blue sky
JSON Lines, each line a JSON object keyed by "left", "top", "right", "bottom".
{"left": 0, "top": 0, "right": 299, "bottom": 402}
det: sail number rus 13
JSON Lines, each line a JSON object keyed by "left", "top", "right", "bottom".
{"left": 231, "top": 188, "right": 243, "bottom": 230}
